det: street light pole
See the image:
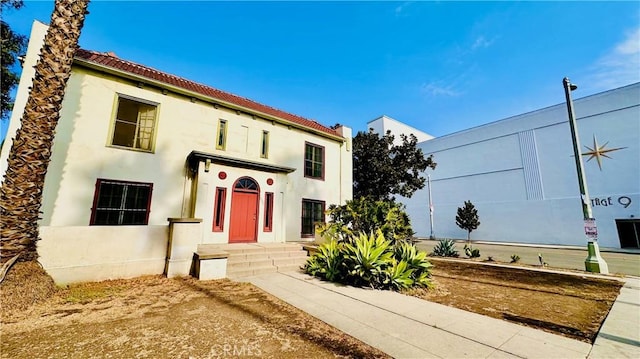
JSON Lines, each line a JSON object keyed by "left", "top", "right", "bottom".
{"left": 562, "top": 77, "right": 609, "bottom": 274}
{"left": 427, "top": 174, "right": 434, "bottom": 240}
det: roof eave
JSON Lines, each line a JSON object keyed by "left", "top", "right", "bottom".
{"left": 73, "top": 57, "right": 345, "bottom": 143}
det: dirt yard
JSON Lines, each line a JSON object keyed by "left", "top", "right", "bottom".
{"left": 411, "top": 258, "right": 623, "bottom": 343}
{"left": 1, "top": 262, "right": 389, "bottom": 359}
{"left": 1, "top": 258, "right": 623, "bottom": 358}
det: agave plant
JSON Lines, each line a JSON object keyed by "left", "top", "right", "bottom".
{"left": 394, "top": 241, "right": 433, "bottom": 287}
{"left": 384, "top": 259, "right": 415, "bottom": 290}
{"left": 343, "top": 231, "right": 393, "bottom": 287}
{"left": 304, "top": 239, "right": 344, "bottom": 282}
{"left": 432, "top": 239, "right": 459, "bottom": 257}
{"left": 395, "top": 242, "right": 431, "bottom": 269}
{"left": 464, "top": 243, "right": 481, "bottom": 258}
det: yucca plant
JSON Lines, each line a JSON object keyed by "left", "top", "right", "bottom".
{"left": 431, "top": 239, "right": 459, "bottom": 257}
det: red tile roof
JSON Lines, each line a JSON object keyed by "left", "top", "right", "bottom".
{"left": 74, "top": 49, "right": 342, "bottom": 138}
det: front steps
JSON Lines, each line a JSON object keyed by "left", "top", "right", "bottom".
{"left": 197, "top": 243, "right": 309, "bottom": 279}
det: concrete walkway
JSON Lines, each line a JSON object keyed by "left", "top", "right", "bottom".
{"left": 588, "top": 276, "right": 640, "bottom": 358}
{"left": 245, "top": 269, "right": 640, "bottom": 358}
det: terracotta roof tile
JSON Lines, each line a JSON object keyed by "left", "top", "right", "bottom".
{"left": 75, "top": 49, "right": 341, "bottom": 138}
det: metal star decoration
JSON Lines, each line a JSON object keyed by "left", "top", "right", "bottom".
{"left": 581, "top": 135, "right": 626, "bottom": 170}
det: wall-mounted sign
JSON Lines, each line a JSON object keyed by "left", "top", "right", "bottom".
{"left": 591, "top": 195, "right": 632, "bottom": 208}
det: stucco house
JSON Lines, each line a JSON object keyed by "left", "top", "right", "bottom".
{"left": 1, "top": 21, "right": 352, "bottom": 283}
{"left": 370, "top": 83, "right": 639, "bottom": 249}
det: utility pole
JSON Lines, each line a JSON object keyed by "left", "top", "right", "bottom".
{"left": 563, "top": 77, "right": 609, "bottom": 274}
{"left": 428, "top": 174, "right": 434, "bottom": 240}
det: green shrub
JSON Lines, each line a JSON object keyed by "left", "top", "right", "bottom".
{"left": 304, "top": 230, "right": 432, "bottom": 291}
{"left": 510, "top": 254, "right": 520, "bottom": 263}
{"left": 464, "top": 243, "right": 481, "bottom": 258}
{"left": 431, "top": 239, "right": 459, "bottom": 257}
{"left": 318, "top": 197, "right": 415, "bottom": 244}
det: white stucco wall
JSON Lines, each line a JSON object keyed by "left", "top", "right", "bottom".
{"left": 402, "top": 83, "right": 640, "bottom": 248}
{"left": 2, "top": 21, "right": 352, "bottom": 252}
{"left": 367, "top": 115, "right": 435, "bottom": 145}
{"left": 39, "top": 225, "right": 168, "bottom": 284}
{"left": 0, "top": 21, "right": 48, "bottom": 176}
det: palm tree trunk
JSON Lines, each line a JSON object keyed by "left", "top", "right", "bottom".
{"left": 0, "top": 0, "right": 90, "bottom": 264}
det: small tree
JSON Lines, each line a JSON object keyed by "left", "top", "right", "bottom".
{"left": 456, "top": 200, "right": 480, "bottom": 241}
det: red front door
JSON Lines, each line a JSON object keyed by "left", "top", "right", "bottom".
{"left": 229, "top": 177, "right": 259, "bottom": 243}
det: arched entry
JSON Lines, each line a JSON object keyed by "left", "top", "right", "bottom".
{"left": 229, "top": 177, "right": 259, "bottom": 243}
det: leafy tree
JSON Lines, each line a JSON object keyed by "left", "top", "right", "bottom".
{"left": 353, "top": 129, "right": 436, "bottom": 201}
{"left": 456, "top": 200, "right": 480, "bottom": 241}
{"left": 0, "top": 0, "right": 90, "bottom": 266}
{"left": 1, "top": 0, "right": 27, "bottom": 120}
{"left": 318, "top": 197, "right": 415, "bottom": 244}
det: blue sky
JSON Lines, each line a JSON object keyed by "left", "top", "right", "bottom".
{"left": 3, "top": 1, "right": 639, "bottom": 141}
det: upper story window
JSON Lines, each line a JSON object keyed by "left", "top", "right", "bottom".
{"left": 90, "top": 179, "right": 153, "bottom": 225}
{"left": 216, "top": 119, "right": 227, "bottom": 150}
{"left": 261, "top": 131, "right": 269, "bottom": 158}
{"left": 111, "top": 96, "right": 158, "bottom": 152}
{"left": 304, "top": 142, "right": 324, "bottom": 179}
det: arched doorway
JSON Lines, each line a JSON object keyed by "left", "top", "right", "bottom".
{"left": 229, "top": 177, "right": 259, "bottom": 243}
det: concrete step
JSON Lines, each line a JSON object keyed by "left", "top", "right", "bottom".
{"left": 197, "top": 243, "right": 309, "bottom": 279}
{"left": 227, "top": 265, "right": 278, "bottom": 279}
{"left": 273, "top": 256, "right": 309, "bottom": 267}
{"left": 227, "top": 258, "right": 274, "bottom": 269}
{"left": 276, "top": 264, "right": 306, "bottom": 273}
{"left": 228, "top": 250, "right": 308, "bottom": 262}
{"left": 221, "top": 243, "right": 303, "bottom": 255}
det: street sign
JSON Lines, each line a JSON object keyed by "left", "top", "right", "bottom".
{"left": 584, "top": 219, "right": 598, "bottom": 240}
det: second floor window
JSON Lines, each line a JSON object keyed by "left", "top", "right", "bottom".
{"left": 111, "top": 96, "right": 157, "bottom": 152}
{"left": 217, "top": 120, "right": 227, "bottom": 150}
{"left": 304, "top": 142, "right": 324, "bottom": 179}
{"left": 261, "top": 131, "right": 269, "bottom": 158}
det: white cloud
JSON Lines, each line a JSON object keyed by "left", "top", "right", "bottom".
{"left": 395, "top": 2, "right": 413, "bottom": 17}
{"left": 471, "top": 36, "right": 494, "bottom": 51}
{"left": 421, "top": 82, "right": 461, "bottom": 97}
{"left": 588, "top": 27, "right": 640, "bottom": 89}
{"left": 615, "top": 27, "right": 640, "bottom": 55}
